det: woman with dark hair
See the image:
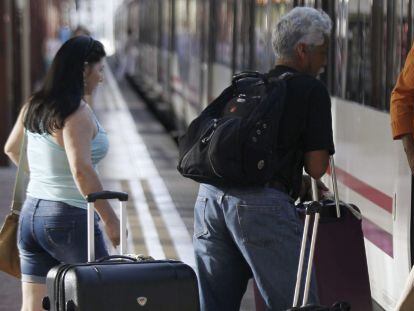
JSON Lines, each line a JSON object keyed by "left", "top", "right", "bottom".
{"left": 4, "top": 36, "right": 119, "bottom": 311}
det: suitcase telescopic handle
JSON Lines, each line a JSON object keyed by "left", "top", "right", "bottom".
{"left": 293, "top": 155, "right": 340, "bottom": 308}
{"left": 86, "top": 191, "right": 129, "bottom": 262}
{"left": 329, "top": 156, "right": 341, "bottom": 218}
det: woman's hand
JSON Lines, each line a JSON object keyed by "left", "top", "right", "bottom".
{"left": 103, "top": 215, "right": 120, "bottom": 247}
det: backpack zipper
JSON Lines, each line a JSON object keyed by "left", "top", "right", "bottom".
{"left": 180, "top": 119, "right": 218, "bottom": 170}
{"left": 208, "top": 119, "right": 232, "bottom": 178}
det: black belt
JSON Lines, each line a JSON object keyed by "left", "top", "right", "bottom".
{"left": 266, "top": 180, "right": 288, "bottom": 194}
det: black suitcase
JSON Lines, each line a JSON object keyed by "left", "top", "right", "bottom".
{"left": 42, "top": 191, "right": 200, "bottom": 311}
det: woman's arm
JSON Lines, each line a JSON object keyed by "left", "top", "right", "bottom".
{"left": 4, "top": 105, "right": 27, "bottom": 166}
{"left": 63, "top": 106, "right": 120, "bottom": 246}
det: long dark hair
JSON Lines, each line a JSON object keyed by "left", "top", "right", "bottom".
{"left": 24, "top": 36, "right": 106, "bottom": 134}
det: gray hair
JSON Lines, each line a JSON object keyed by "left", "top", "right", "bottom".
{"left": 272, "top": 7, "right": 332, "bottom": 60}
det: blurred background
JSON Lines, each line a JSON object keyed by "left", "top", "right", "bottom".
{"left": 0, "top": 0, "right": 123, "bottom": 167}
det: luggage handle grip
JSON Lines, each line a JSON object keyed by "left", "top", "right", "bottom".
{"left": 87, "top": 191, "right": 128, "bottom": 262}
{"left": 96, "top": 255, "right": 137, "bottom": 263}
{"left": 86, "top": 191, "right": 128, "bottom": 202}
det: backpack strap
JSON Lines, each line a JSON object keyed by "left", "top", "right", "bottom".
{"left": 202, "top": 83, "right": 235, "bottom": 116}
{"left": 267, "top": 71, "right": 304, "bottom": 84}
{"left": 232, "top": 71, "right": 266, "bottom": 84}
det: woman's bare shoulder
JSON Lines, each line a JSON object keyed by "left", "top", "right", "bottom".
{"left": 64, "top": 103, "right": 94, "bottom": 131}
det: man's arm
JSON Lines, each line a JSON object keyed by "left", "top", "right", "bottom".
{"left": 302, "top": 81, "right": 334, "bottom": 180}
{"left": 304, "top": 150, "right": 330, "bottom": 179}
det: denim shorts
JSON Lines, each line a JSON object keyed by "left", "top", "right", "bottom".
{"left": 18, "top": 197, "right": 109, "bottom": 283}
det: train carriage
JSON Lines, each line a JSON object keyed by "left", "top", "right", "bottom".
{"left": 115, "top": 0, "right": 414, "bottom": 309}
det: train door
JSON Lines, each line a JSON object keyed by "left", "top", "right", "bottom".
{"left": 159, "top": 0, "right": 172, "bottom": 104}
{"left": 251, "top": 0, "right": 294, "bottom": 72}
{"left": 252, "top": 0, "right": 272, "bottom": 72}
{"left": 210, "top": 0, "right": 234, "bottom": 99}
{"left": 267, "top": 1, "right": 294, "bottom": 66}
{"left": 185, "top": 0, "right": 202, "bottom": 120}
{"left": 171, "top": 0, "right": 191, "bottom": 131}
{"left": 199, "top": 0, "right": 211, "bottom": 110}
{"left": 316, "top": 1, "right": 413, "bottom": 309}
{"left": 128, "top": 1, "right": 139, "bottom": 80}
{"left": 233, "top": 0, "right": 254, "bottom": 73}
{"left": 150, "top": 0, "right": 159, "bottom": 86}
{"left": 138, "top": 0, "right": 152, "bottom": 83}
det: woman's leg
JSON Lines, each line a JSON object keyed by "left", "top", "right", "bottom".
{"left": 21, "top": 282, "right": 46, "bottom": 311}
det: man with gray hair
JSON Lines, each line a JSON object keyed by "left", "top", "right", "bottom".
{"left": 192, "top": 7, "right": 335, "bottom": 310}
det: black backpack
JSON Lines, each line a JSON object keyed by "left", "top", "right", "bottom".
{"left": 177, "top": 71, "right": 298, "bottom": 187}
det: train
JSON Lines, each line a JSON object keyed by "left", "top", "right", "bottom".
{"left": 115, "top": 0, "right": 414, "bottom": 310}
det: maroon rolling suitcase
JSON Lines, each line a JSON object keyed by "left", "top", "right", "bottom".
{"left": 42, "top": 191, "right": 200, "bottom": 311}
{"left": 254, "top": 156, "right": 371, "bottom": 310}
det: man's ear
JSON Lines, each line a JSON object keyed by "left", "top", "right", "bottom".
{"left": 296, "top": 43, "right": 307, "bottom": 61}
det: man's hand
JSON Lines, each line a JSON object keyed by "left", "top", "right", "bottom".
{"left": 299, "top": 175, "right": 330, "bottom": 202}
{"left": 402, "top": 134, "right": 414, "bottom": 175}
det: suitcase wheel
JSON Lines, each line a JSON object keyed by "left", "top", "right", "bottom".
{"left": 66, "top": 300, "right": 76, "bottom": 311}
{"left": 42, "top": 297, "right": 50, "bottom": 310}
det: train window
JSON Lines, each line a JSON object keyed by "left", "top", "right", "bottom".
{"left": 215, "top": 0, "right": 234, "bottom": 66}
{"left": 175, "top": 0, "right": 190, "bottom": 84}
{"left": 159, "top": 0, "right": 171, "bottom": 86}
{"left": 128, "top": 3, "right": 139, "bottom": 37}
{"left": 138, "top": 2, "right": 148, "bottom": 45}
{"left": 345, "top": 1, "right": 374, "bottom": 106}
{"left": 188, "top": 0, "right": 202, "bottom": 107}
{"left": 332, "top": 0, "right": 413, "bottom": 112}
{"left": 198, "top": 1, "right": 210, "bottom": 64}
{"left": 332, "top": 0, "right": 386, "bottom": 110}
{"left": 385, "top": 0, "right": 411, "bottom": 111}
{"left": 160, "top": 0, "right": 170, "bottom": 51}
{"left": 147, "top": 0, "right": 158, "bottom": 47}
{"left": 254, "top": 1, "right": 272, "bottom": 72}
{"left": 188, "top": 0, "right": 199, "bottom": 58}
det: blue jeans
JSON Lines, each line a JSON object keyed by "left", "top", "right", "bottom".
{"left": 193, "top": 184, "right": 318, "bottom": 311}
{"left": 18, "top": 197, "right": 109, "bottom": 283}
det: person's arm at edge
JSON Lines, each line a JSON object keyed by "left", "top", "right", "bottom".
{"left": 4, "top": 104, "right": 28, "bottom": 166}
{"left": 391, "top": 45, "right": 414, "bottom": 173}
{"left": 391, "top": 45, "right": 414, "bottom": 140}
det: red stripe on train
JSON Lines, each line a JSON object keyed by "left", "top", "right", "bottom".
{"left": 327, "top": 166, "right": 394, "bottom": 257}
{"left": 362, "top": 218, "right": 393, "bottom": 257}
{"left": 328, "top": 166, "right": 393, "bottom": 214}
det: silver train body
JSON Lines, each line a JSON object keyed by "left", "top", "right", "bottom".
{"left": 115, "top": 1, "right": 414, "bottom": 309}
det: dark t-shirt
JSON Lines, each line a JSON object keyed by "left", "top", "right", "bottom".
{"left": 269, "top": 65, "right": 335, "bottom": 198}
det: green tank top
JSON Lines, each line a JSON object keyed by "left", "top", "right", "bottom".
{"left": 26, "top": 111, "right": 109, "bottom": 209}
